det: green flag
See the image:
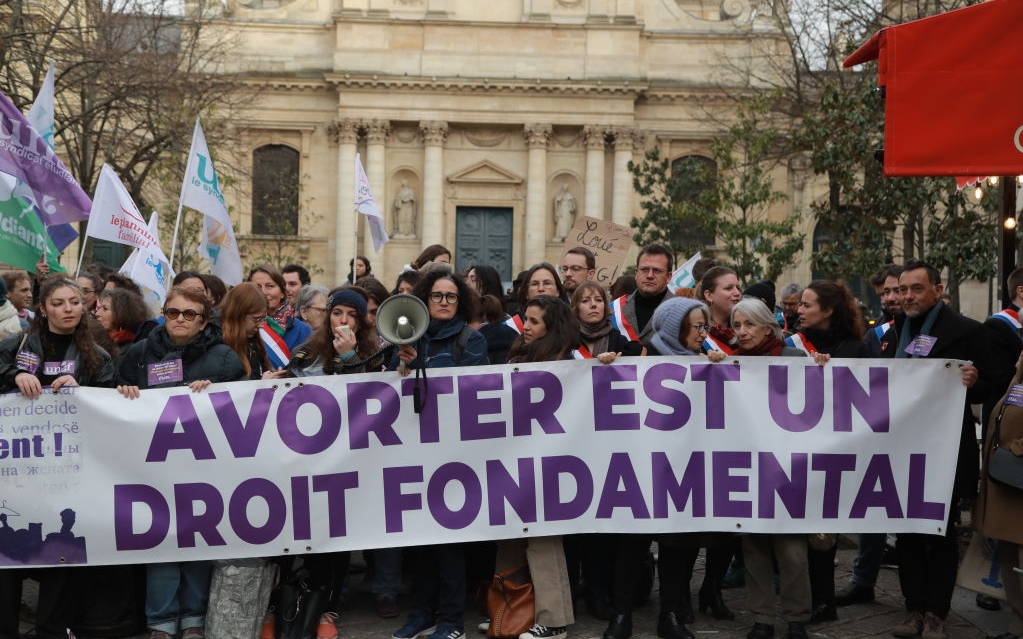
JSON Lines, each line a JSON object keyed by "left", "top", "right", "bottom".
{"left": 0, "top": 184, "right": 66, "bottom": 273}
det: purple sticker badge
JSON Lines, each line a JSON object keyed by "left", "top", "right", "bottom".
{"left": 1005, "top": 384, "right": 1023, "bottom": 408}
{"left": 16, "top": 350, "right": 41, "bottom": 374}
{"left": 904, "top": 335, "right": 937, "bottom": 357}
{"left": 147, "top": 359, "right": 184, "bottom": 386}
{"left": 43, "top": 360, "right": 77, "bottom": 376}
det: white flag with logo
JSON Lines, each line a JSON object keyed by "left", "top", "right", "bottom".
{"left": 180, "top": 118, "right": 242, "bottom": 284}
{"left": 354, "top": 153, "right": 389, "bottom": 253}
{"left": 120, "top": 211, "right": 174, "bottom": 311}
{"left": 668, "top": 252, "right": 701, "bottom": 293}
{"left": 86, "top": 164, "right": 167, "bottom": 259}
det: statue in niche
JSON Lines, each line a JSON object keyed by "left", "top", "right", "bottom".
{"left": 552, "top": 183, "right": 577, "bottom": 242}
{"left": 393, "top": 179, "right": 417, "bottom": 238}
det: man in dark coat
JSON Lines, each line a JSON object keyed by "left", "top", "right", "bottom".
{"left": 879, "top": 260, "right": 993, "bottom": 639}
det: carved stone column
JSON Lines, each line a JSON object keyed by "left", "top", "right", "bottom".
{"left": 364, "top": 119, "right": 391, "bottom": 261}
{"left": 583, "top": 126, "right": 607, "bottom": 220}
{"left": 329, "top": 119, "right": 360, "bottom": 282}
{"left": 524, "top": 124, "right": 552, "bottom": 269}
{"left": 611, "top": 128, "right": 641, "bottom": 227}
{"left": 419, "top": 121, "right": 448, "bottom": 249}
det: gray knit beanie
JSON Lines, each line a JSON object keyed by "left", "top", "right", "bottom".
{"left": 649, "top": 296, "right": 708, "bottom": 356}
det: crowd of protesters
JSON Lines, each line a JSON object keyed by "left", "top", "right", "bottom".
{"left": 1, "top": 243, "right": 1020, "bottom": 639}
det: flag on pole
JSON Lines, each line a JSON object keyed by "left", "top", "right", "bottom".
{"left": 0, "top": 173, "right": 66, "bottom": 272}
{"left": 180, "top": 119, "right": 242, "bottom": 285}
{"left": 0, "top": 90, "right": 91, "bottom": 226}
{"left": 354, "top": 153, "right": 389, "bottom": 253}
{"left": 25, "top": 61, "right": 78, "bottom": 252}
{"left": 667, "top": 252, "right": 702, "bottom": 293}
{"left": 86, "top": 164, "right": 167, "bottom": 260}
{"left": 120, "top": 211, "right": 174, "bottom": 312}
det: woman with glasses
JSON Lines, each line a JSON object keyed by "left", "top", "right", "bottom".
{"left": 390, "top": 271, "right": 488, "bottom": 639}
{"left": 0, "top": 277, "right": 116, "bottom": 639}
{"left": 296, "top": 285, "right": 331, "bottom": 332}
{"left": 115, "top": 286, "right": 245, "bottom": 639}
{"left": 504, "top": 262, "right": 568, "bottom": 334}
{"left": 785, "top": 281, "right": 870, "bottom": 626}
{"left": 218, "top": 283, "right": 275, "bottom": 380}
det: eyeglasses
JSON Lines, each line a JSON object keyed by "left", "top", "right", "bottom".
{"left": 304, "top": 306, "right": 327, "bottom": 313}
{"left": 247, "top": 314, "right": 266, "bottom": 324}
{"left": 559, "top": 265, "right": 586, "bottom": 274}
{"left": 429, "top": 292, "right": 459, "bottom": 304}
{"left": 80, "top": 288, "right": 95, "bottom": 295}
{"left": 692, "top": 323, "right": 710, "bottom": 333}
{"left": 164, "top": 308, "right": 204, "bottom": 321}
{"left": 637, "top": 267, "right": 667, "bottom": 276}
{"left": 528, "top": 280, "right": 557, "bottom": 289}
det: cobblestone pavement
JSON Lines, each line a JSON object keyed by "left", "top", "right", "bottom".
{"left": 19, "top": 541, "right": 1008, "bottom": 639}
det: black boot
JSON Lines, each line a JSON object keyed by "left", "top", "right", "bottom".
{"left": 787, "top": 622, "right": 808, "bottom": 639}
{"left": 657, "top": 612, "right": 694, "bottom": 639}
{"left": 698, "top": 581, "right": 735, "bottom": 621}
{"left": 603, "top": 614, "right": 632, "bottom": 639}
{"left": 747, "top": 623, "right": 774, "bottom": 639}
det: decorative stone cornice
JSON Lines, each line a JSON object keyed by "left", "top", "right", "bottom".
{"left": 420, "top": 121, "right": 448, "bottom": 145}
{"left": 324, "top": 73, "right": 647, "bottom": 98}
{"left": 524, "top": 124, "right": 552, "bottom": 149}
{"left": 327, "top": 119, "right": 360, "bottom": 145}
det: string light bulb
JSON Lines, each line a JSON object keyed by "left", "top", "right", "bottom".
{"left": 989, "top": 176, "right": 1000, "bottom": 186}
{"left": 1006, "top": 217, "right": 1018, "bottom": 231}
{"left": 975, "top": 185, "right": 984, "bottom": 200}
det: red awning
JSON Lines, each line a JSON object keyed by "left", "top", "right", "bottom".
{"left": 843, "top": 0, "right": 1023, "bottom": 177}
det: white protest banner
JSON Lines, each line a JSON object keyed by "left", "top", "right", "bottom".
{"left": 563, "top": 215, "right": 633, "bottom": 286}
{"left": 0, "top": 358, "right": 964, "bottom": 568}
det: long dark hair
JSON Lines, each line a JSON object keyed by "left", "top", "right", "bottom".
{"left": 507, "top": 294, "right": 579, "bottom": 363}
{"left": 300, "top": 287, "right": 378, "bottom": 373}
{"left": 805, "top": 280, "right": 865, "bottom": 339}
{"left": 32, "top": 277, "right": 104, "bottom": 378}
{"left": 411, "top": 244, "right": 451, "bottom": 270}
{"left": 516, "top": 263, "right": 567, "bottom": 308}
{"left": 412, "top": 271, "right": 478, "bottom": 324}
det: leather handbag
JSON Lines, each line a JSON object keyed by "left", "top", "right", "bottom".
{"left": 276, "top": 577, "right": 329, "bottom": 639}
{"left": 988, "top": 399, "right": 1023, "bottom": 491}
{"left": 486, "top": 564, "right": 535, "bottom": 638}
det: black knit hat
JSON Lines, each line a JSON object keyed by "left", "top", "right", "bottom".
{"left": 743, "top": 280, "right": 777, "bottom": 311}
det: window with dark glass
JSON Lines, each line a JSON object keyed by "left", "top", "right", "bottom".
{"left": 669, "top": 154, "right": 717, "bottom": 247}
{"left": 252, "top": 144, "right": 299, "bottom": 235}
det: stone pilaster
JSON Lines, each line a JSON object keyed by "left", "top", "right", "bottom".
{"left": 419, "top": 121, "right": 448, "bottom": 249}
{"left": 364, "top": 119, "right": 391, "bottom": 260}
{"left": 524, "top": 124, "right": 552, "bottom": 269}
{"left": 611, "top": 127, "right": 639, "bottom": 227}
{"left": 583, "top": 125, "right": 608, "bottom": 220}
{"left": 329, "top": 119, "right": 360, "bottom": 283}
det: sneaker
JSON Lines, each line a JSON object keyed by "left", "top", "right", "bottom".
{"left": 893, "top": 611, "right": 923, "bottom": 638}
{"left": 920, "top": 612, "right": 946, "bottom": 639}
{"left": 393, "top": 611, "right": 437, "bottom": 639}
{"left": 181, "top": 629, "right": 205, "bottom": 639}
{"left": 427, "top": 626, "right": 467, "bottom": 639}
{"left": 477, "top": 619, "right": 491, "bottom": 633}
{"left": 260, "top": 611, "right": 276, "bottom": 639}
{"left": 316, "top": 612, "right": 340, "bottom": 639}
{"left": 519, "top": 625, "right": 568, "bottom": 639}
{"left": 376, "top": 596, "right": 401, "bottom": 619}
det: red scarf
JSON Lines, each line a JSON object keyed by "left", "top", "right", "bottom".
{"left": 739, "top": 335, "right": 785, "bottom": 357}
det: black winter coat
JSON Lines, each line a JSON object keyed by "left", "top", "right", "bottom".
{"left": 117, "top": 322, "right": 245, "bottom": 389}
{"left": 0, "top": 330, "right": 114, "bottom": 391}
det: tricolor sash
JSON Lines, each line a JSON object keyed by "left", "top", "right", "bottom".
{"left": 504, "top": 314, "right": 524, "bottom": 334}
{"left": 784, "top": 332, "right": 818, "bottom": 355}
{"left": 260, "top": 318, "right": 291, "bottom": 369}
{"left": 609, "top": 295, "right": 639, "bottom": 342}
{"left": 573, "top": 343, "right": 593, "bottom": 359}
{"left": 873, "top": 319, "right": 894, "bottom": 341}
{"left": 702, "top": 334, "right": 735, "bottom": 355}
{"left": 990, "top": 308, "right": 1023, "bottom": 340}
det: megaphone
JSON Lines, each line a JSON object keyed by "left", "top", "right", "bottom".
{"left": 376, "top": 293, "right": 430, "bottom": 346}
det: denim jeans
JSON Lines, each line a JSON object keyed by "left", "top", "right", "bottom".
{"left": 851, "top": 533, "right": 886, "bottom": 587}
{"left": 146, "top": 561, "right": 213, "bottom": 633}
{"left": 371, "top": 547, "right": 403, "bottom": 599}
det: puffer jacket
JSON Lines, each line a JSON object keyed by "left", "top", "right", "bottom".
{"left": 117, "top": 322, "right": 244, "bottom": 389}
{"left": 0, "top": 301, "right": 21, "bottom": 341}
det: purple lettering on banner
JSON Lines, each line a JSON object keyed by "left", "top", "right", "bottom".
{"left": 459, "top": 374, "right": 507, "bottom": 441}
{"left": 811, "top": 454, "right": 857, "bottom": 518}
{"left": 209, "top": 389, "right": 275, "bottom": 458}
{"left": 849, "top": 454, "right": 904, "bottom": 518}
{"left": 541, "top": 455, "right": 594, "bottom": 521}
{"left": 690, "top": 364, "right": 740, "bottom": 430}
{"left": 427, "top": 462, "right": 483, "bottom": 530}
{"left": 228, "top": 478, "right": 287, "bottom": 544}
{"left": 511, "top": 371, "right": 565, "bottom": 436}
{"left": 485, "top": 458, "right": 538, "bottom": 525}
{"left": 313, "top": 472, "right": 360, "bottom": 537}
{"left": 651, "top": 451, "right": 706, "bottom": 518}
{"left": 757, "top": 452, "right": 808, "bottom": 518}
{"left": 401, "top": 376, "right": 454, "bottom": 443}
{"left": 277, "top": 385, "right": 341, "bottom": 454}
{"left": 347, "top": 381, "right": 401, "bottom": 449}
{"left": 832, "top": 367, "right": 890, "bottom": 432}
{"left": 174, "top": 483, "right": 228, "bottom": 548}
{"left": 712, "top": 451, "right": 752, "bottom": 517}
{"left": 596, "top": 452, "right": 651, "bottom": 519}
{"left": 146, "top": 395, "right": 216, "bottom": 462}
{"left": 768, "top": 364, "right": 824, "bottom": 432}
{"left": 291, "top": 476, "right": 312, "bottom": 540}
{"left": 113, "top": 484, "right": 169, "bottom": 551}
{"left": 907, "top": 454, "right": 945, "bottom": 520}
{"left": 643, "top": 363, "right": 691, "bottom": 431}
{"left": 592, "top": 364, "right": 640, "bottom": 431}
{"left": 382, "top": 466, "right": 424, "bottom": 533}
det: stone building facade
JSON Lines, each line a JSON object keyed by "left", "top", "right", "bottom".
{"left": 215, "top": 0, "right": 820, "bottom": 287}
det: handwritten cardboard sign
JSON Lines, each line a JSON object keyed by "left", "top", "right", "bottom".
{"left": 563, "top": 216, "right": 634, "bottom": 286}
